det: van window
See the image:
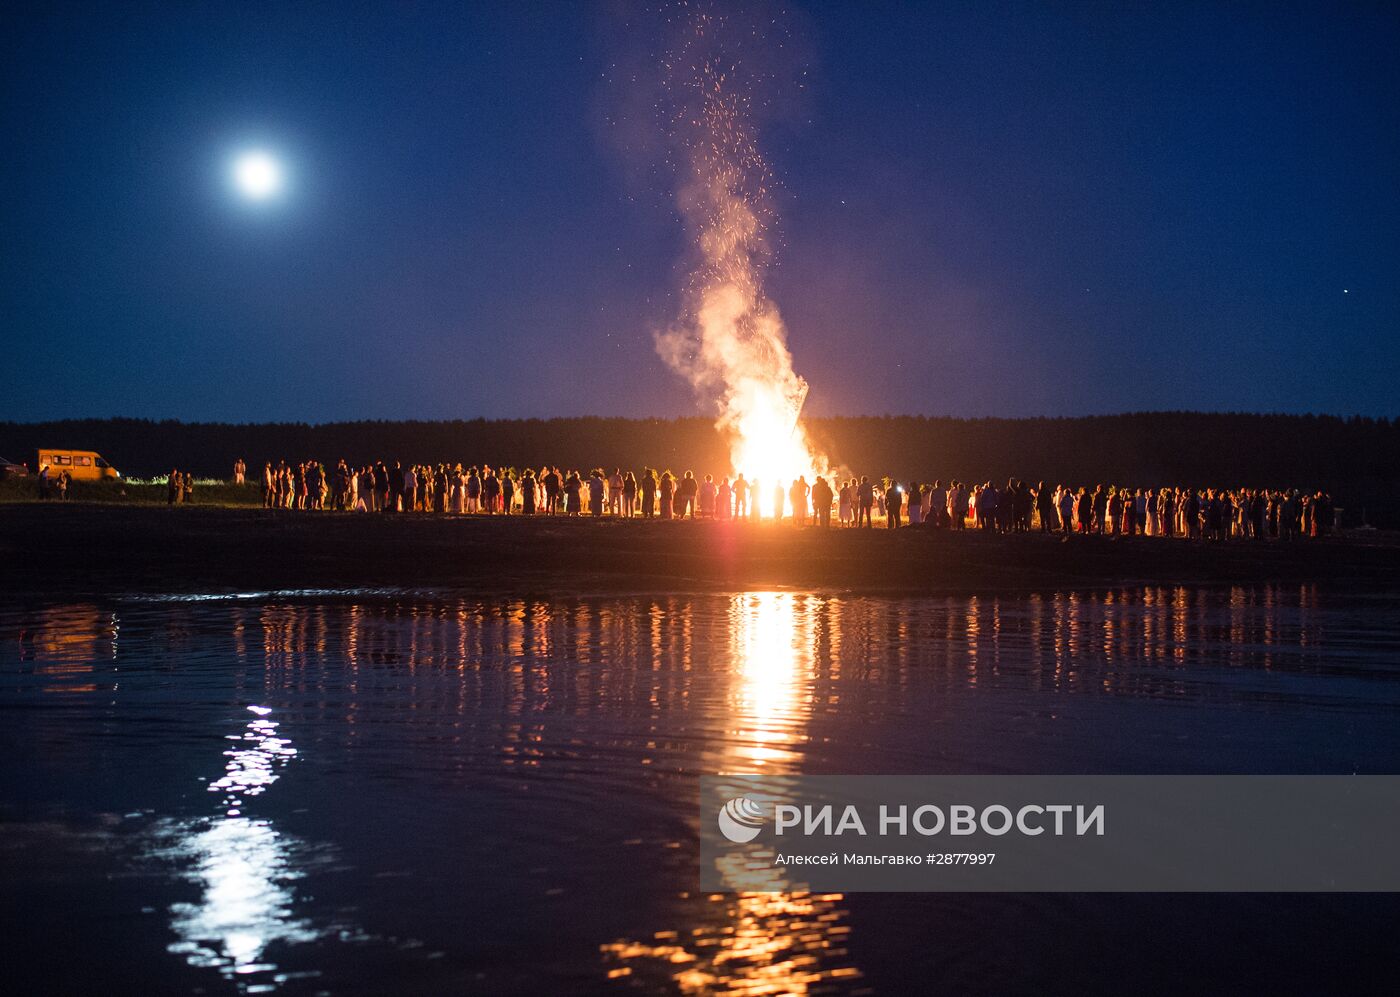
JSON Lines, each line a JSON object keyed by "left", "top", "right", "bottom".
{"left": 74, "top": 456, "right": 92, "bottom": 466}
{"left": 96, "top": 458, "right": 109, "bottom": 468}
{"left": 55, "top": 455, "right": 71, "bottom": 465}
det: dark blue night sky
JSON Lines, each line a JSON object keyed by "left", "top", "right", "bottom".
{"left": 4, "top": 1, "right": 1397, "bottom": 422}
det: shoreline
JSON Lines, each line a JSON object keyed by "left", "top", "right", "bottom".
{"left": 4, "top": 502, "right": 1399, "bottom": 600}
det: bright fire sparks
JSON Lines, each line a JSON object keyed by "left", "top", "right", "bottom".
{"left": 653, "top": 7, "right": 828, "bottom": 507}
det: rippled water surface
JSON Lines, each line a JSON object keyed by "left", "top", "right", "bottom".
{"left": 3, "top": 587, "right": 1400, "bottom": 995}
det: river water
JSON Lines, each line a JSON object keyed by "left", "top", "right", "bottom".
{"left": 3, "top": 586, "right": 1399, "bottom": 995}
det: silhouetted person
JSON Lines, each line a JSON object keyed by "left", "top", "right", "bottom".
{"left": 1036, "top": 481, "right": 1055, "bottom": 533}
{"left": 659, "top": 471, "right": 674, "bottom": 520}
{"left": 811, "top": 476, "right": 833, "bottom": 527}
{"left": 501, "top": 470, "right": 516, "bottom": 514}
{"left": 388, "top": 461, "right": 404, "bottom": 512}
{"left": 623, "top": 471, "right": 638, "bottom": 517}
{"left": 678, "top": 471, "right": 698, "bottom": 518}
{"left": 641, "top": 468, "right": 658, "bottom": 518}
{"left": 733, "top": 473, "right": 749, "bottom": 518}
{"left": 857, "top": 476, "right": 874, "bottom": 527}
{"left": 564, "top": 471, "right": 582, "bottom": 515}
{"left": 539, "top": 467, "right": 558, "bottom": 514}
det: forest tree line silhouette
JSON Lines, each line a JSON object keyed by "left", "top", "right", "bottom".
{"left": 2, "top": 413, "right": 1396, "bottom": 524}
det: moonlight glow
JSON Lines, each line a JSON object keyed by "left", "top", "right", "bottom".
{"left": 232, "top": 151, "right": 283, "bottom": 200}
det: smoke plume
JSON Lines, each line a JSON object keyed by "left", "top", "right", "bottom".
{"left": 649, "top": 4, "right": 827, "bottom": 486}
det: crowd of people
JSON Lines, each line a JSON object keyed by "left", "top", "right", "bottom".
{"left": 249, "top": 460, "right": 1337, "bottom": 540}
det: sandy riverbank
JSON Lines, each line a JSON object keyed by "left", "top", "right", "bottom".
{"left": 4, "top": 502, "right": 1398, "bottom": 598}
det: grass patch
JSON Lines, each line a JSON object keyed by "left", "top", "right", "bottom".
{"left": 0, "top": 475, "right": 262, "bottom": 506}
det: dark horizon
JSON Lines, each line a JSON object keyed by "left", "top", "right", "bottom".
{"left": 5, "top": 1, "right": 1398, "bottom": 423}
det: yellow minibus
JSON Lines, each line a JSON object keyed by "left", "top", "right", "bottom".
{"left": 36, "top": 449, "right": 121, "bottom": 481}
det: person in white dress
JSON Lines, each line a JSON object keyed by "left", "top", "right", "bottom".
{"left": 699, "top": 474, "right": 718, "bottom": 517}
{"left": 609, "top": 469, "right": 624, "bottom": 515}
{"left": 1057, "top": 486, "right": 1075, "bottom": 534}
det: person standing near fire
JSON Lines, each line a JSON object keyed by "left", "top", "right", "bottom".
{"left": 1036, "top": 481, "right": 1056, "bottom": 533}
{"left": 483, "top": 468, "right": 500, "bottom": 514}
{"left": 500, "top": 469, "right": 516, "bottom": 514}
{"left": 609, "top": 468, "right": 624, "bottom": 515}
{"left": 588, "top": 469, "right": 605, "bottom": 516}
{"left": 788, "top": 476, "right": 810, "bottom": 525}
{"left": 811, "top": 475, "right": 833, "bottom": 528}
{"left": 640, "top": 468, "right": 657, "bottom": 518}
{"left": 541, "top": 467, "right": 560, "bottom": 514}
{"left": 677, "top": 471, "right": 698, "bottom": 518}
{"left": 886, "top": 480, "right": 902, "bottom": 529}
{"left": 857, "top": 476, "right": 874, "bottom": 527}
{"left": 658, "top": 470, "right": 674, "bottom": 519}
{"left": 699, "top": 474, "right": 718, "bottom": 517}
{"left": 402, "top": 464, "right": 417, "bottom": 512}
{"left": 623, "top": 470, "right": 638, "bottom": 517}
{"left": 732, "top": 473, "right": 749, "bottom": 518}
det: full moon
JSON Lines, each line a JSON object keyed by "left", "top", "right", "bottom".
{"left": 232, "top": 151, "right": 283, "bottom": 200}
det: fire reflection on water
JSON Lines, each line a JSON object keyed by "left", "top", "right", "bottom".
{"left": 14, "top": 604, "right": 117, "bottom": 694}
{"left": 248, "top": 590, "right": 863, "bottom": 991}
{"left": 603, "top": 592, "right": 861, "bottom": 994}
{"left": 599, "top": 888, "right": 859, "bottom": 995}
{"left": 729, "top": 592, "right": 810, "bottom": 769}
